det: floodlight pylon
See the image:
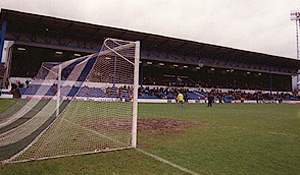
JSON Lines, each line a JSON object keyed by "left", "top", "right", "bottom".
{"left": 291, "top": 10, "right": 300, "bottom": 60}
{"left": 291, "top": 11, "right": 300, "bottom": 92}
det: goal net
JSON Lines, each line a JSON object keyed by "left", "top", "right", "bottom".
{"left": 0, "top": 38, "right": 140, "bottom": 164}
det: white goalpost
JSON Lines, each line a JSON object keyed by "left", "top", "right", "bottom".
{"left": 0, "top": 38, "right": 140, "bottom": 164}
{"left": 132, "top": 41, "right": 140, "bottom": 148}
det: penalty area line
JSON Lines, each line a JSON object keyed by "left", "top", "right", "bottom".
{"left": 136, "top": 148, "right": 200, "bottom": 175}
{"left": 61, "top": 119, "right": 199, "bottom": 174}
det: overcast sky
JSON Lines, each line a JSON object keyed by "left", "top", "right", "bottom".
{"left": 1, "top": 0, "right": 300, "bottom": 59}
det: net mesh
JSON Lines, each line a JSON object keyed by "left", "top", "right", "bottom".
{"left": 0, "top": 38, "right": 139, "bottom": 163}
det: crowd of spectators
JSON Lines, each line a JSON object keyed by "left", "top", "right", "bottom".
{"left": 138, "top": 86, "right": 300, "bottom": 102}
{"left": 4, "top": 78, "right": 300, "bottom": 102}
{"left": 208, "top": 89, "right": 299, "bottom": 102}
{"left": 138, "top": 86, "right": 190, "bottom": 100}
{"left": 8, "top": 80, "right": 31, "bottom": 97}
{"left": 105, "top": 85, "right": 133, "bottom": 98}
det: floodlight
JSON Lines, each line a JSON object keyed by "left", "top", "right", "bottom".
{"left": 291, "top": 10, "right": 300, "bottom": 60}
{"left": 291, "top": 11, "right": 300, "bottom": 21}
{"left": 17, "top": 48, "right": 26, "bottom": 51}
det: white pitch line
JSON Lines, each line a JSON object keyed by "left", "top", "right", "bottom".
{"left": 268, "top": 131, "right": 299, "bottom": 138}
{"left": 137, "top": 148, "right": 200, "bottom": 175}
{"left": 222, "top": 125, "right": 300, "bottom": 138}
{"left": 63, "top": 119, "right": 200, "bottom": 175}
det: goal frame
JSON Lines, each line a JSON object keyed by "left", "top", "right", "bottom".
{"left": 1, "top": 38, "right": 140, "bottom": 164}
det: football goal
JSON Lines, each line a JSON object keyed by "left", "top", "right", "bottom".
{"left": 0, "top": 38, "right": 140, "bottom": 164}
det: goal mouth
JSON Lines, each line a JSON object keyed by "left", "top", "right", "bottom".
{"left": 0, "top": 38, "right": 140, "bottom": 164}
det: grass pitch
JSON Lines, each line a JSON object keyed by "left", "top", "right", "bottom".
{"left": 0, "top": 98, "right": 300, "bottom": 175}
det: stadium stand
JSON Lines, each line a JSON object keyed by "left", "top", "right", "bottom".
{"left": 17, "top": 83, "right": 300, "bottom": 103}
{"left": 1, "top": 9, "right": 299, "bottom": 103}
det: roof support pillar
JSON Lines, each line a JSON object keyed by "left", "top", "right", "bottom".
{"left": 0, "top": 20, "right": 7, "bottom": 69}
{"left": 269, "top": 71, "right": 272, "bottom": 95}
{"left": 140, "top": 61, "right": 143, "bottom": 86}
{"left": 297, "top": 69, "right": 300, "bottom": 93}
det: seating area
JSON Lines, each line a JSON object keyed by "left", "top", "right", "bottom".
{"left": 206, "top": 89, "right": 300, "bottom": 102}
{"left": 77, "top": 86, "right": 107, "bottom": 98}
{"left": 138, "top": 86, "right": 300, "bottom": 102}
{"left": 20, "top": 85, "right": 106, "bottom": 98}
{"left": 142, "top": 64, "right": 293, "bottom": 92}
{"left": 143, "top": 74, "right": 197, "bottom": 87}
{"left": 13, "top": 83, "right": 300, "bottom": 102}
{"left": 19, "top": 84, "right": 134, "bottom": 100}
{"left": 138, "top": 86, "right": 200, "bottom": 100}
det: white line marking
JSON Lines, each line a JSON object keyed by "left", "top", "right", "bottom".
{"left": 268, "top": 131, "right": 299, "bottom": 138}
{"left": 222, "top": 125, "right": 300, "bottom": 138}
{"left": 137, "top": 148, "right": 200, "bottom": 175}
{"left": 64, "top": 119, "right": 200, "bottom": 175}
